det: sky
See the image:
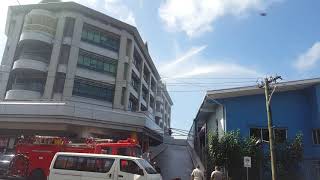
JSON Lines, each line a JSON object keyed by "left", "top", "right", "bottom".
{"left": 1, "top": 0, "right": 320, "bottom": 135}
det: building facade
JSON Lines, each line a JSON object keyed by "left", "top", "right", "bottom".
{"left": 190, "top": 78, "right": 320, "bottom": 180}
{"left": 0, "top": 1, "right": 172, "bottom": 151}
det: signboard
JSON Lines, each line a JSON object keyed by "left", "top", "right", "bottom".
{"left": 244, "top": 156, "right": 251, "bottom": 168}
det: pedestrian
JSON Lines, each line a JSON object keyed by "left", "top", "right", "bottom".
{"left": 191, "top": 165, "right": 204, "bottom": 180}
{"left": 147, "top": 150, "right": 151, "bottom": 162}
{"left": 211, "top": 166, "right": 223, "bottom": 180}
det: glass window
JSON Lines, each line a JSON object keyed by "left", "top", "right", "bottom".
{"left": 104, "top": 63, "right": 110, "bottom": 72}
{"left": 81, "top": 24, "right": 120, "bottom": 52}
{"left": 120, "top": 159, "right": 142, "bottom": 175}
{"left": 250, "top": 128, "right": 261, "bottom": 139}
{"left": 53, "top": 155, "right": 68, "bottom": 169}
{"left": 118, "top": 148, "right": 131, "bottom": 156}
{"left": 94, "top": 32, "right": 100, "bottom": 43}
{"left": 87, "top": 31, "right": 94, "bottom": 41}
{"left": 313, "top": 129, "right": 320, "bottom": 144}
{"left": 78, "top": 54, "right": 84, "bottom": 65}
{"left": 101, "top": 147, "right": 112, "bottom": 154}
{"left": 78, "top": 50, "right": 117, "bottom": 76}
{"left": 81, "top": 29, "right": 87, "bottom": 39}
{"left": 137, "top": 159, "right": 157, "bottom": 174}
{"left": 90, "top": 59, "right": 97, "bottom": 69}
{"left": 85, "top": 158, "right": 96, "bottom": 172}
{"left": 110, "top": 64, "right": 116, "bottom": 73}
{"left": 84, "top": 56, "right": 91, "bottom": 66}
{"left": 65, "top": 156, "right": 78, "bottom": 170}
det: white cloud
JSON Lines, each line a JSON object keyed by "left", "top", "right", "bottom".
{"left": 294, "top": 42, "right": 320, "bottom": 71}
{"left": 161, "top": 45, "right": 207, "bottom": 71}
{"left": 159, "top": 0, "right": 278, "bottom": 37}
{"left": 160, "top": 45, "right": 261, "bottom": 82}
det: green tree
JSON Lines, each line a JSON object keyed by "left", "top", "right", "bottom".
{"left": 206, "top": 130, "right": 303, "bottom": 180}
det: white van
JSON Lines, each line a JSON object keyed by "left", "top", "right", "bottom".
{"left": 48, "top": 152, "right": 162, "bottom": 180}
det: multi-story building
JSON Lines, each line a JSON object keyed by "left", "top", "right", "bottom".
{"left": 0, "top": 1, "right": 173, "bottom": 152}
{"left": 189, "top": 78, "right": 320, "bottom": 180}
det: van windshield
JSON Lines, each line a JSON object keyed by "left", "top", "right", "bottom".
{"left": 137, "top": 159, "right": 157, "bottom": 174}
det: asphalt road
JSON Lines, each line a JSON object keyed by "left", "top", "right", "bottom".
{"left": 154, "top": 144, "right": 194, "bottom": 180}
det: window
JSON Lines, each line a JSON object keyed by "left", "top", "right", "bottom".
{"left": 250, "top": 128, "right": 287, "bottom": 143}
{"left": 141, "top": 104, "right": 147, "bottom": 111}
{"left": 54, "top": 155, "right": 114, "bottom": 173}
{"left": 120, "top": 159, "right": 143, "bottom": 175}
{"left": 131, "top": 71, "right": 140, "bottom": 92}
{"left": 118, "top": 148, "right": 131, "bottom": 156}
{"left": 73, "top": 79, "right": 114, "bottom": 102}
{"left": 63, "top": 17, "right": 75, "bottom": 37}
{"left": 81, "top": 24, "right": 120, "bottom": 52}
{"left": 78, "top": 50, "right": 117, "bottom": 76}
{"left": 142, "top": 86, "right": 148, "bottom": 101}
{"left": 313, "top": 129, "right": 320, "bottom": 144}
{"left": 137, "top": 159, "right": 157, "bottom": 174}
{"left": 101, "top": 147, "right": 112, "bottom": 154}
{"left": 128, "top": 94, "right": 139, "bottom": 112}
{"left": 133, "top": 49, "right": 142, "bottom": 71}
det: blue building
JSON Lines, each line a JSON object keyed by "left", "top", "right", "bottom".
{"left": 190, "top": 78, "right": 320, "bottom": 180}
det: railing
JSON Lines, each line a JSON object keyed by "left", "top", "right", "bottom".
{"left": 23, "top": 24, "right": 56, "bottom": 36}
{"left": 18, "top": 53, "right": 49, "bottom": 64}
{"left": 11, "top": 83, "right": 44, "bottom": 92}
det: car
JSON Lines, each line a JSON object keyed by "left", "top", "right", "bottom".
{"left": 0, "top": 154, "right": 14, "bottom": 177}
{"left": 48, "top": 152, "right": 163, "bottom": 180}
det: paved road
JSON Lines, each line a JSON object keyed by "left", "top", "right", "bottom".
{"left": 154, "top": 144, "right": 194, "bottom": 180}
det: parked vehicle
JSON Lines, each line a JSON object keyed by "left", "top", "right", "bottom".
{"left": 0, "top": 154, "right": 14, "bottom": 177}
{"left": 49, "top": 152, "right": 162, "bottom": 180}
{"left": 8, "top": 136, "right": 142, "bottom": 180}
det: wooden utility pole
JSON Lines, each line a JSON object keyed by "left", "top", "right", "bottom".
{"left": 259, "top": 76, "right": 282, "bottom": 180}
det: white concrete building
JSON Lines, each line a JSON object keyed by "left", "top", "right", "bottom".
{"left": 0, "top": 1, "right": 172, "bottom": 151}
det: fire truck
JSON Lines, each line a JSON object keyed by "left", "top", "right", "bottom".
{"left": 8, "top": 136, "right": 142, "bottom": 180}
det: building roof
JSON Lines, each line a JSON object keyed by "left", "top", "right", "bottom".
{"left": 194, "top": 77, "right": 320, "bottom": 124}
{"left": 207, "top": 77, "right": 320, "bottom": 100}
{"left": 5, "top": 1, "right": 161, "bottom": 80}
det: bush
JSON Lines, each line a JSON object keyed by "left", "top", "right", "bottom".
{"left": 205, "top": 130, "right": 303, "bottom": 180}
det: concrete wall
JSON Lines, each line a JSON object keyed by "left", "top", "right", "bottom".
{"left": 218, "top": 87, "right": 320, "bottom": 159}
{"left": 207, "top": 105, "right": 225, "bottom": 138}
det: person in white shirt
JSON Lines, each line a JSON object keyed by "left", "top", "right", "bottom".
{"left": 191, "top": 165, "right": 204, "bottom": 180}
{"left": 211, "top": 166, "right": 223, "bottom": 180}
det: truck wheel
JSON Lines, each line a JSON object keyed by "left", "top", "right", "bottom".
{"left": 28, "top": 169, "right": 46, "bottom": 180}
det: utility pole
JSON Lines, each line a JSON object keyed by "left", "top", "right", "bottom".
{"left": 259, "top": 75, "right": 282, "bottom": 180}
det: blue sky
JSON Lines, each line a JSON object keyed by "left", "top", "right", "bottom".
{"left": 1, "top": 0, "right": 320, "bottom": 134}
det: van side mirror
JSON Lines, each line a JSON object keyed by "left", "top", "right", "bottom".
{"left": 138, "top": 169, "right": 144, "bottom": 176}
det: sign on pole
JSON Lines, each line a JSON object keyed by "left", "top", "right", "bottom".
{"left": 244, "top": 156, "right": 251, "bottom": 180}
{"left": 244, "top": 156, "right": 251, "bottom": 168}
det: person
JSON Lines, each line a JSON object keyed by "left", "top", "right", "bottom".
{"left": 191, "top": 165, "right": 204, "bottom": 180}
{"left": 211, "top": 166, "right": 223, "bottom": 180}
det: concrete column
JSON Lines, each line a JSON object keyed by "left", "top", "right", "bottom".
{"left": 62, "top": 17, "right": 83, "bottom": 99}
{"left": 43, "top": 17, "right": 66, "bottom": 99}
{"left": 113, "top": 30, "right": 128, "bottom": 110}
{"left": 0, "top": 14, "right": 24, "bottom": 100}
{"left": 123, "top": 39, "right": 134, "bottom": 111}
{"left": 138, "top": 61, "right": 145, "bottom": 110}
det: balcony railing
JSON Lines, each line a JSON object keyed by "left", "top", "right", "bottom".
{"left": 19, "top": 53, "right": 49, "bottom": 64}
{"left": 11, "top": 82, "right": 44, "bottom": 92}
{"left": 23, "top": 24, "right": 56, "bottom": 37}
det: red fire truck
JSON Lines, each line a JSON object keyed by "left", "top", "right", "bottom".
{"left": 8, "top": 136, "right": 142, "bottom": 180}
